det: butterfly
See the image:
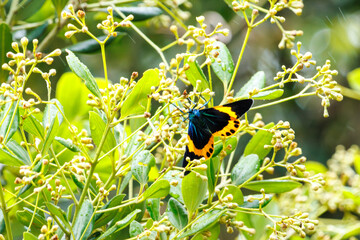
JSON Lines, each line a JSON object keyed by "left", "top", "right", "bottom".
{"left": 182, "top": 99, "right": 254, "bottom": 172}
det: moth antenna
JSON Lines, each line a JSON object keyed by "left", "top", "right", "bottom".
{"left": 170, "top": 102, "right": 186, "bottom": 115}
{"left": 187, "top": 97, "right": 197, "bottom": 108}
{"left": 199, "top": 94, "right": 212, "bottom": 109}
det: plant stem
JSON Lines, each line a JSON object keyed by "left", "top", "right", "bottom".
{"left": 0, "top": 180, "right": 12, "bottom": 240}
{"left": 5, "top": 0, "right": 17, "bottom": 25}
{"left": 223, "top": 26, "right": 252, "bottom": 103}
{"left": 75, "top": 125, "right": 111, "bottom": 220}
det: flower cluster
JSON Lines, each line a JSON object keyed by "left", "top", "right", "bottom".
{"left": 1, "top": 38, "right": 61, "bottom": 106}
{"left": 274, "top": 42, "right": 342, "bottom": 117}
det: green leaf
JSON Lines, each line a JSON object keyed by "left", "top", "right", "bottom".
{"left": 16, "top": 207, "right": 46, "bottom": 228}
{"left": 42, "top": 113, "right": 59, "bottom": 155}
{"left": 15, "top": 0, "right": 47, "bottom": 21}
{"left": 131, "top": 150, "right": 156, "bottom": 185}
{"left": 119, "top": 171, "right": 132, "bottom": 194}
{"left": 121, "top": 69, "right": 160, "bottom": 118}
{"left": 240, "top": 194, "right": 273, "bottom": 208}
{"left": 220, "top": 184, "right": 244, "bottom": 205}
{"left": 347, "top": 67, "right": 360, "bottom": 91}
{"left": 181, "top": 171, "right": 207, "bottom": 214}
{"left": 72, "top": 200, "right": 94, "bottom": 240}
{"left": 252, "top": 89, "right": 284, "bottom": 100}
{"left": 56, "top": 72, "right": 92, "bottom": 121}
{"left": 184, "top": 56, "right": 209, "bottom": 91}
{"left": 124, "top": 132, "right": 143, "bottom": 158}
{"left": 305, "top": 161, "right": 328, "bottom": 174}
{"left": 166, "top": 198, "right": 188, "bottom": 230}
{"left": 94, "top": 194, "right": 126, "bottom": 228}
{"left": 23, "top": 232, "right": 38, "bottom": 240}
{"left": 243, "top": 122, "right": 274, "bottom": 160}
{"left": 192, "top": 223, "right": 220, "bottom": 240}
{"left": 354, "top": 153, "right": 360, "bottom": 175}
{"left": 146, "top": 198, "right": 160, "bottom": 221}
{"left": 89, "top": 111, "right": 117, "bottom": 154}
{"left": 22, "top": 114, "right": 44, "bottom": 139}
{"left": 0, "top": 146, "right": 28, "bottom": 166}
{"left": 43, "top": 99, "right": 64, "bottom": 127}
{"left": 6, "top": 139, "right": 31, "bottom": 165}
{"left": 67, "top": 204, "right": 74, "bottom": 222}
{"left": 110, "top": 7, "right": 163, "bottom": 21}
{"left": 55, "top": 137, "right": 80, "bottom": 152}
{"left": 45, "top": 202, "right": 71, "bottom": 230}
{"left": 66, "top": 35, "right": 123, "bottom": 54}
{"left": 65, "top": 49, "right": 102, "bottom": 99}
{"left": 129, "top": 220, "right": 143, "bottom": 238}
{"left": 179, "top": 209, "right": 226, "bottom": 238}
{"left": 0, "top": 100, "right": 19, "bottom": 142}
{"left": 163, "top": 170, "right": 183, "bottom": 202}
{"left": 210, "top": 41, "right": 234, "bottom": 86}
{"left": 98, "top": 209, "right": 141, "bottom": 240}
{"left": 235, "top": 71, "right": 266, "bottom": 98}
{"left": 142, "top": 179, "right": 170, "bottom": 199}
{"left": 243, "top": 180, "right": 302, "bottom": 193}
{"left": 51, "top": 0, "right": 68, "bottom": 17}
{"left": 231, "top": 154, "right": 260, "bottom": 186}
{"left": 0, "top": 23, "right": 12, "bottom": 83}
{"left": 206, "top": 155, "right": 220, "bottom": 195}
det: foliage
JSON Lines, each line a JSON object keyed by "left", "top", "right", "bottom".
{"left": 0, "top": 0, "right": 358, "bottom": 240}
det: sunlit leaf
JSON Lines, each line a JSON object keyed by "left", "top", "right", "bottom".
{"left": 184, "top": 56, "right": 209, "bottom": 91}
{"left": 243, "top": 122, "right": 274, "bottom": 160}
{"left": 142, "top": 179, "right": 169, "bottom": 199}
{"left": 231, "top": 154, "right": 260, "bottom": 186}
{"left": 121, "top": 69, "right": 160, "bottom": 118}
{"left": 65, "top": 50, "right": 102, "bottom": 99}
{"left": 55, "top": 137, "right": 80, "bottom": 152}
{"left": 347, "top": 68, "right": 360, "bottom": 91}
{"left": 98, "top": 209, "right": 141, "bottom": 240}
{"left": 0, "top": 100, "right": 19, "bottom": 142}
{"left": 210, "top": 41, "right": 234, "bottom": 86}
{"left": 73, "top": 200, "right": 94, "bottom": 240}
{"left": 252, "top": 89, "right": 284, "bottom": 100}
{"left": 236, "top": 71, "right": 266, "bottom": 98}
{"left": 131, "top": 150, "right": 156, "bottom": 185}
{"left": 179, "top": 209, "right": 226, "bottom": 238}
{"left": 166, "top": 198, "right": 188, "bottom": 230}
{"left": 181, "top": 171, "right": 207, "bottom": 214}
{"left": 89, "top": 111, "right": 117, "bottom": 154}
{"left": 243, "top": 180, "right": 302, "bottom": 193}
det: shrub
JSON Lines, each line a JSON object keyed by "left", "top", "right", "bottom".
{"left": 0, "top": 0, "right": 358, "bottom": 240}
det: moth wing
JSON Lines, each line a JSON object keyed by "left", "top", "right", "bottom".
{"left": 200, "top": 99, "right": 253, "bottom": 137}
{"left": 183, "top": 121, "right": 214, "bottom": 168}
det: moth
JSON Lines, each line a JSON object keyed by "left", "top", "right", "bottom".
{"left": 183, "top": 99, "right": 254, "bottom": 171}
